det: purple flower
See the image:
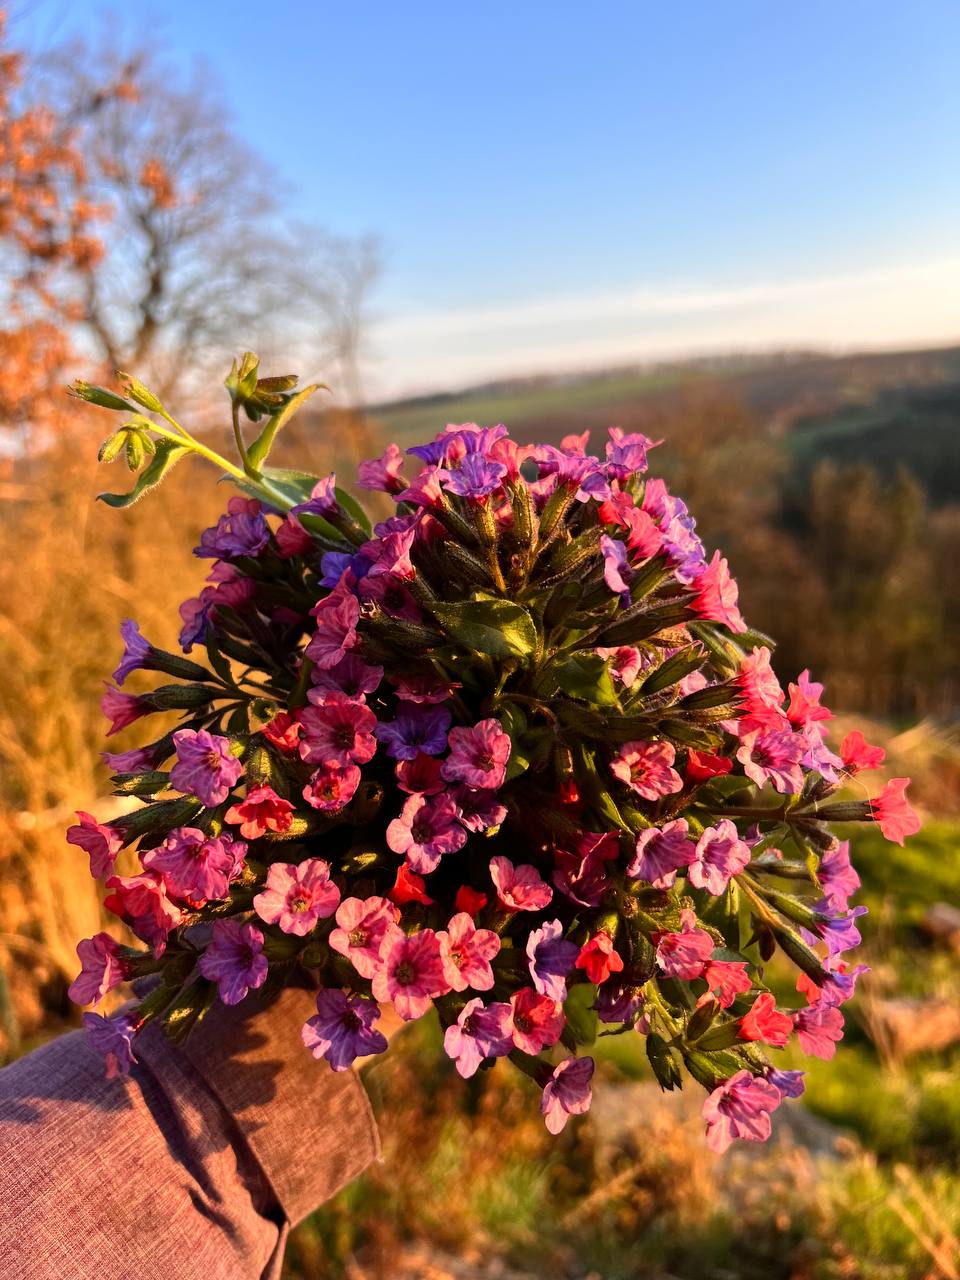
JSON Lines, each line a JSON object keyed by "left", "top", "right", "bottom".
{"left": 541, "top": 1056, "right": 595, "bottom": 1134}
{"left": 441, "top": 451, "right": 507, "bottom": 499}
{"left": 195, "top": 498, "right": 270, "bottom": 560}
{"left": 141, "top": 826, "right": 244, "bottom": 903}
{"left": 765, "top": 1067, "right": 806, "bottom": 1100}
{"left": 253, "top": 858, "right": 341, "bottom": 935}
{"left": 112, "top": 619, "right": 152, "bottom": 685}
{"left": 198, "top": 919, "right": 268, "bottom": 1005}
{"left": 736, "top": 725, "right": 804, "bottom": 795}
{"left": 291, "top": 473, "right": 338, "bottom": 518}
{"left": 301, "top": 989, "right": 388, "bottom": 1071}
{"left": 69, "top": 933, "right": 129, "bottom": 1007}
{"left": 819, "top": 840, "right": 861, "bottom": 912}
{"left": 375, "top": 703, "right": 452, "bottom": 760}
{"left": 357, "top": 443, "right": 406, "bottom": 494}
{"left": 605, "top": 427, "right": 655, "bottom": 479}
{"left": 319, "top": 550, "right": 365, "bottom": 587}
{"left": 386, "top": 791, "right": 467, "bottom": 874}
{"left": 526, "top": 920, "right": 579, "bottom": 1002}
{"left": 102, "top": 744, "right": 162, "bottom": 773}
{"left": 170, "top": 729, "right": 243, "bottom": 807}
{"left": 83, "top": 1011, "right": 139, "bottom": 1079}
{"left": 702, "top": 1069, "right": 782, "bottom": 1154}
{"left": 627, "top": 820, "right": 696, "bottom": 888}
{"left": 442, "top": 998, "right": 512, "bottom": 1078}
{"left": 595, "top": 980, "right": 645, "bottom": 1024}
{"left": 802, "top": 903, "right": 868, "bottom": 959}
{"left": 309, "top": 653, "right": 383, "bottom": 702}
{"left": 688, "top": 820, "right": 751, "bottom": 896}
{"left": 179, "top": 594, "right": 213, "bottom": 651}
{"left": 451, "top": 786, "right": 507, "bottom": 834}
{"left": 600, "top": 534, "right": 632, "bottom": 602}
{"left": 816, "top": 960, "right": 870, "bottom": 1007}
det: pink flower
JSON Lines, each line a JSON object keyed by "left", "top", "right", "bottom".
{"left": 610, "top": 739, "right": 683, "bottom": 801}
{"left": 436, "top": 912, "right": 500, "bottom": 991}
{"left": 306, "top": 577, "right": 361, "bottom": 670}
{"left": 141, "top": 827, "right": 244, "bottom": 903}
{"left": 870, "top": 778, "right": 921, "bottom": 845}
{"left": 552, "top": 831, "right": 619, "bottom": 907}
{"left": 253, "top": 858, "right": 341, "bottom": 935}
{"left": 794, "top": 1001, "right": 845, "bottom": 1059}
{"left": 103, "top": 871, "right": 182, "bottom": 954}
{"left": 386, "top": 791, "right": 467, "bottom": 874}
{"left": 262, "top": 711, "right": 303, "bottom": 754}
{"left": 302, "top": 990, "right": 388, "bottom": 1071}
{"left": 627, "top": 819, "right": 696, "bottom": 888}
{"left": 357, "top": 442, "right": 406, "bottom": 494}
{"left": 309, "top": 652, "right": 384, "bottom": 703}
{"left": 576, "top": 931, "right": 624, "bottom": 985}
{"left": 83, "top": 1012, "right": 139, "bottom": 1080}
{"left": 737, "top": 647, "right": 785, "bottom": 726}
{"left": 738, "top": 993, "right": 793, "bottom": 1048}
{"left": 441, "top": 718, "right": 511, "bottom": 789}
{"left": 692, "top": 551, "right": 746, "bottom": 633}
{"left": 395, "top": 753, "right": 445, "bottom": 795}
{"left": 371, "top": 927, "right": 448, "bottom": 1021}
{"left": 688, "top": 820, "right": 751, "bottom": 895}
{"left": 391, "top": 671, "right": 461, "bottom": 704}
{"left": 489, "top": 856, "right": 553, "bottom": 911}
{"left": 819, "top": 840, "right": 860, "bottom": 912}
{"left": 443, "top": 998, "right": 513, "bottom": 1078}
{"left": 275, "top": 512, "right": 314, "bottom": 558}
{"left": 224, "top": 785, "right": 295, "bottom": 839}
{"left": 595, "top": 645, "right": 643, "bottom": 688}
{"left": 840, "top": 729, "right": 886, "bottom": 773}
{"left": 702, "top": 958, "right": 752, "bottom": 1008}
{"left": 507, "top": 987, "right": 564, "bottom": 1054}
{"left": 703, "top": 1070, "right": 781, "bottom": 1154}
{"left": 541, "top": 1056, "right": 595, "bottom": 1135}
{"left": 600, "top": 534, "right": 632, "bottom": 601}
{"left": 170, "top": 728, "right": 243, "bottom": 807}
{"left": 736, "top": 725, "right": 804, "bottom": 795}
{"left": 198, "top": 919, "right": 268, "bottom": 1005}
{"left": 299, "top": 693, "right": 377, "bottom": 767}
{"left": 66, "top": 811, "right": 123, "bottom": 879}
{"left": 100, "top": 684, "right": 150, "bottom": 736}
{"left": 786, "top": 670, "right": 832, "bottom": 728}
{"left": 329, "top": 896, "right": 399, "bottom": 977}
{"left": 68, "top": 933, "right": 128, "bottom": 1006}
{"left": 526, "top": 920, "right": 579, "bottom": 1001}
{"left": 655, "top": 908, "right": 713, "bottom": 980}
{"left": 302, "top": 763, "right": 361, "bottom": 811}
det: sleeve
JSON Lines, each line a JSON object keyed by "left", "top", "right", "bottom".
{"left": 0, "top": 985, "right": 381, "bottom": 1280}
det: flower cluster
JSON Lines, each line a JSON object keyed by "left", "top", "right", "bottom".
{"left": 68, "top": 359, "right": 920, "bottom": 1150}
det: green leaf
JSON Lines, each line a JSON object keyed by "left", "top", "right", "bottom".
{"left": 97, "top": 439, "right": 191, "bottom": 509}
{"left": 70, "top": 381, "right": 135, "bottom": 412}
{"left": 563, "top": 982, "right": 599, "bottom": 1048}
{"left": 551, "top": 653, "right": 619, "bottom": 707}
{"left": 247, "top": 383, "right": 324, "bottom": 470}
{"left": 335, "top": 486, "right": 373, "bottom": 536}
{"left": 640, "top": 647, "right": 703, "bottom": 695}
{"left": 430, "top": 597, "right": 538, "bottom": 661}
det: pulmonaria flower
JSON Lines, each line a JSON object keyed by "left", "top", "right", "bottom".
{"left": 455, "top": 885, "right": 489, "bottom": 916}
{"left": 224, "top": 785, "right": 295, "bottom": 839}
{"left": 441, "top": 719, "right": 511, "bottom": 789}
{"left": 329, "top": 896, "right": 399, "bottom": 977}
{"left": 170, "top": 728, "right": 243, "bottom": 806}
{"left": 870, "top": 778, "right": 921, "bottom": 845}
{"left": 441, "top": 450, "right": 507, "bottom": 499}
{"left": 375, "top": 703, "right": 452, "bottom": 760}
{"left": 691, "top": 550, "right": 746, "bottom": 633}
{"left": 606, "top": 426, "right": 654, "bottom": 478}
{"left": 443, "top": 998, "right": 513, "bottom": 1078}
{"left": 195, "top": 498, "right": 269, "bottom": 559}
{"left": 386, "top": 791, "right": 467, "bottom": 874}
{"left": 576, "top": 931, "right": 624, "bottom": 985}
{"left": 655, "top": 909, "right": 714, "bottom": 980}
{"left": 794, "top": 1000, "right": 845, "bottom": 1059}
{"left": 507, "top": 987, "right": 564, "bottom": 1054}
{"left": 627, "top": 820, "right": 696, "bottom": 889}
{"left": 526, "top": 920, "right": 579, "bottom": 1001}
{"left": 803, "top": 903, "right": 868, "bottom": 959}
{"left": 610, "top": 739, "right": 683, "bottom": 801}
{"left": 262, "top": 711, "right": 303, "bottom": 754}
{"left": 301, "top": 990, "right": 387, "bottom": 1071}
{"left": 738, "top": 993, "right": 793, "bottom": 1047}
{"left": 600, "top": 534, "right": 632, "bottom": 602}
{"left": 101, "top": 684, "right": 150, "bottom": 736}
{"left": 490, "top": 856, "right": 553, "bottom": 911}
{"left": 357, "top": 442, "right": 406, "bottom": 494}
{"left": 102, "top": 744, "right": 162, "bottom": 773}
{"left": 736, "top": 725, "right": 804, "bottom": 795}
{"left": 253, "top": 858, "right": 340, "bottom": 935}
{"left": 702, "top": 958, "right": 752, "bottom": 1008}
{"left": 299, "top": 693, "right": 377, "bottom": 767}
{"left": 798, "top": 960, "right": 869, "bottom": 1008}
{"left": 67, "top": 811, "right": 123, "bottom": 879}
{"left": 104, "top": 871, "right": 182, "bottom": 954}
{"left": 818, "top": 840, "right": 860, "bottom": 912}
{"left": 553, "top": 831, "right": 619, "bottom": 907}
{"left": 595, "top": 981, "right": 645, "bottom": 1024}
{"left": 141, "top": 827, "right": 243, "bottom": 903}
{"left": 436, "top": 912, "right": 500, "bottom": 991}
{"left": 786, "top": 670, "right": 832, "bottom": 728}
{"left": 541, "top": 1056, "right": 595, "bottom": 1135}
{"left": 766, "top": 1067, "right": 806, "bottom": 1099}
{"left": 737, "top": 647, "right": 785, "bottom": 725}
{"left": 452, "top": 786, "right": 508, "bottom": 834}
{"left": 684, "top": 749, "right": 733, "bottom": 783}
{"left": 112, "top": 618, "right": 152, "bottom": 685}
{"left": 83, "top": 1011, "right": 139, "bottom": 1080}
{"left": 291, "top": 473, "right": 338, "bottom": 519}
{"left": 703, "top": 1070, "right": 782, "bottom": 1154}
{"left": 303, "top": 763, "right": 361, "bottom": 811}
{"left": 305, "top": 578, "right": 361, "bottom": 669}
{"left": 371, "top": 928, "right": 448, "bottom": 1021}
{"left": 840, "top": 729, "right": 886, "bottom": 773}
{"left": 595, "top": 645, "right": 643, "bottom": 688}
{"left": 388, "top": 865, "right": 434, "bottom": 906}
{"left": 309, "top": 653, "right": 384, "bottom": 702}
{"left": 198, "top": 919, "right": 268, "bottom": 1005}
{"left": 275, "top": 512, "right": 314, "bottom": 557}
{"left": 395, "top": 753, "right": 445, "bottom": 795}
{"left": 688, "top": 820, "right": 751, "bottom": 895}
{"left": 69, "top": 933, "right": 129, "bottom": 1006}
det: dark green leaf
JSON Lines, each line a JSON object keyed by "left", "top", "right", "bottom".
{"left": 430, "top": 597, "right": 538, "bottom": 661}
{"left": 551, "top": 653, "right": 619, "bottom": 707}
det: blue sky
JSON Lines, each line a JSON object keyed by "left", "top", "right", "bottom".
{"left": 16, "top": 1, "right": 960, "bottom": 396}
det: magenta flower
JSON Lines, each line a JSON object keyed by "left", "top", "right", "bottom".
{"left": 198, "top": 919, "right": 268, "bottom": 1005}
{"left": 688, "top": 820, "right": 751, "bottom": 896}
{"left": 526, "top": 920, "right": 579, "bottom": 1001}
{"left": 386, "top": 791, "right": 467, "bottom": 874}
{"left": 291, "top": 473, "right": 338, "bottom": 519}
{"left": 305, "top": 578, "right": 360, "bottom": 669}
{"left": 170, "top": 728, "right": 243, "bottom": 807}
{"left": 606, "top": 426, "right": 654, "bottom": 478}
{"left": 302, "top": 990, "right": 388, "bottom": 1071}
{"left": 610, "top": 739, "right": 683, "bottom": 801}
{"left": 702, "top": 1070, "right": 782, "bottom": 1154}
{"left": 253, "top": 858, "right": 341, "bottom": 936}
{"left": 299, "top": 693, "right": 377, "bottom": 767}
{"left": 655, "top": 908, "right": 714, "bottom": 980}
{"left": 102, "top": 744, "right": 161, "bottom": 773}
{"left": 112, "top": 618, "right": 152, "bottom": 684}
{"left": 818, "top": 840, "right": 860, "bottom": 912}
{"left": 736, "top": 725, "right": 804, "bottom": 796}
{"left": 357, "top": 442, "right": 406, "bottom": 494}
{"left": 302, "top": 763, "right": 361, "bottom": 811}
{"left": 541, "top": 1056, "right": 595, "bottom": 1135}
{"left": 224, "top": 785, "right": 295, "bottom": 839}
{"left": 371, "top": 927, "right": 448, "bottom": 1021}
{"left": 329, "top": 896, "right": 399, "bottom": 978}
{"left": 627, "top": 819, "right": 696, "bottom": 889}
{"left": 395, "top": 753, "right": 445, "bottom": 795}
{"left": 737, "top": 646, "right": 785, "bottom": 726}
{"left": 436, "top": 912, "right": 500, "bottom": 991}
{"left": 100, "top": 684, "right": 150, "bottom": 736}
{"left": 66, "top": 810, "right": 123, "bottom": 879}
{"left": 103, "top": 871, "right": 182, "bottom": 954}
{"left": 600, "top": 534, "right": 632, "bottom": 602}
{"left": 195, "top": 498, "right": 269, "bottom": 559}
{"left": 552, "top": 831, "right": 619, "bottom": 907}
{"left": 141, "top": 827, "right": 244, "bottom": 903}
{"left": 691, "top": 550, "right": 747, "bottom": 634}
{"left": 308, "top": 653, "right": 383, "bottom": 702}
{"left": 441, "top": 719, "right": 511, "bottom": 789}
{"left": 490, "top": 856, "right": 553, "bottom": 911}
{"left": 83, "top": 1011, "right": 139, "bottom": 1080}
{"left": 375, "top": 703, "right": 452, "bottom": 760}
{"left": 794, "top": 1000, "right": 845, "bottom": 1059}
{"left": 68, "top": 933, "right": 128, "bottom": 1007}
{"left": 507, "top": 987, "right": 564, "bottom": 1054}
{"left": 443, "top": 998, "right": 513, "bottom": 1078}
{"left": 441, "top": 451, "right": 507, "bottom": 499}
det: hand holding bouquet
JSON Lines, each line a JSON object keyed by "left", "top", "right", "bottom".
{"left": 67, "top": 356, "right": 919, "bottom": 1151}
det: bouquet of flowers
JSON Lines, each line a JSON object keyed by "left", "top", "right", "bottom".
{"left": 67, "top": 355, "right": 919, "bottom": 1151}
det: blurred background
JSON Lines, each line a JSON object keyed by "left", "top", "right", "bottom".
{"left": 1, "top": 2, "right": 959, "bottom": 1276}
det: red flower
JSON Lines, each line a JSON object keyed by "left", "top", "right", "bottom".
{"left": 224, "top": 785, "right": 295, "bottom": 839}
{"left": 685, "top": 749, "right": 733, "bottom": 783}
{"left": 870, "top": 778, "right": 920, "bottom": 846}
{"left": 738, "top": 992, "right": 793, "bottom": 1047}
{"left": 454, "top": 885, "right": 488, "bottom": 916}
{"left": 840, "top": 730, "right": 886, "bottom": 773}
{"left": 388, "top": 865, "right": 434, "bottom": 906}
{"left": 575, "top": 931, "right": 624, "bottom": 985}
